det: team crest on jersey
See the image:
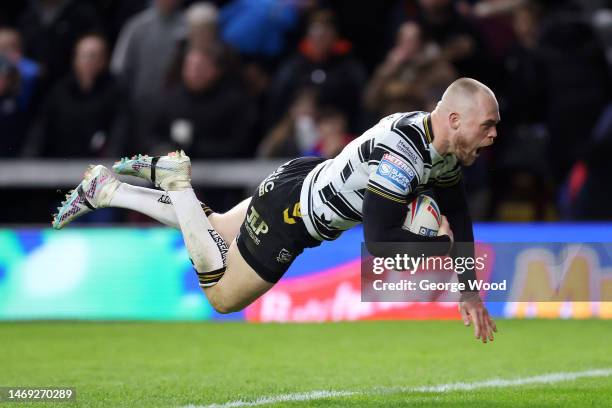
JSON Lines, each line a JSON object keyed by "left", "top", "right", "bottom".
{"left": 377, "top": 153, "right": 414, "bottom": 190}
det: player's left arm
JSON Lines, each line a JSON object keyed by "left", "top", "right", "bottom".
{"left": 433, "top": 176, "right": 497, "bottom": 343}
{"left": 363, "top": 140, "right": 453, "bottom": 258}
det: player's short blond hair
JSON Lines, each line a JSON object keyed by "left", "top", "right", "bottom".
{"left": 438, "top": 77, "right": 496, "bottom": 113}
{"left": 444, "top": 78, "right": 494, "bottom": 100}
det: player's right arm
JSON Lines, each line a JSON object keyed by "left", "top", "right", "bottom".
{"left": 362, "top": 133, "right": 452, "bottom": 257}
{"left": 434, "top": 178, "right": 497, "bottom": 343}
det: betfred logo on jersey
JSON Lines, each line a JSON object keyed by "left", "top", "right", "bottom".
{"left": 377, "top": 153, "right": 414, "bottom": 190}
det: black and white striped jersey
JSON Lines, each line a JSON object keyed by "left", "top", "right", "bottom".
{"left": 299, "top": 111, "right": 462, "bottom": 241}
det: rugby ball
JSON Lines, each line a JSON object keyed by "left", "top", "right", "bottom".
{"left": 402, "top": 195, "right": 442, "bottom": 237}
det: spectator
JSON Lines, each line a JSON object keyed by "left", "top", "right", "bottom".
{"left": 25, "top": 34, "right": 128, "bottom": 158}
{"left": 111, "top": 0, "right": 185, "bottom": 153}
{"left": 502, "top": 2, "right": 543, "bottom": 127}
{"left": 267, "top": 10, "right": 367, "bottom": 132}
{"left": 215, "top": 0, "right": 301, "bottom": 153}
{"left": 186, "top": 2, "right": 220, "bottom": 50}
{"left": 323, "top": 1, "right": 399, "bottom": 73}
{"left": 537, "top": 2, "right": 612, "bottom": 183}
{"left": 0, "top": 27, "right": 40, "bottom": 110}
{"left": 489, "top": 3, "right": 551, "bottom": 220}
{"left": 258, "top": 87, "right": 318, "bottom": 157}
{"left": 311, "top": 108, "right": 352, "bottom": 158}
{"left": 151, "top": 43, "right": 254, "bottom": 213}
{"left": 186, "top": 2, "right": 239, "bottom": 78}
{"left": 165, "top": 2, "right": 237, "bottom": 89}
{"left": 220, "top": 0, "right": 304, "bottom": 58}
{"left": 258, "top": 88, "right": 351, "bottom": 159}
{"left": 457, "top": 0, "right": 517, "bottom": 66}
{"left": 364, "top": 21, "right": 456, "bottom": 119}
{"left": 18, "top": 0, "right": 100, "bottom": 89}
{"left": 409, "top": 0, "right": 491, "bottom": 81}
{"left": 153, "top": 45, "right": 252, "bottom": 159}
{"left": 0, "top": 54, "right": 27, "bottom": 157}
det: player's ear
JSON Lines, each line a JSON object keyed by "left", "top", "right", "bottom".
{"left": 449, "top": 112, "right": 460, "bottom": 130}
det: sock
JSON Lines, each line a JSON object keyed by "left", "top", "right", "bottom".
{"left": 110, "top": 183, "right": 180, "bottom": 228}
{"left": 168, "top": 188, "right": 228, "bottom": 287}
{"left": 109, "top": 183, "right": 215, "bottom": 229}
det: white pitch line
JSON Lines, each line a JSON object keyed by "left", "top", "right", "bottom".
{"left": 186, "top": 391, "right": 359, "bottom": 408}
{"left": 183, "top": 368, "right": 612, "bottom": 408}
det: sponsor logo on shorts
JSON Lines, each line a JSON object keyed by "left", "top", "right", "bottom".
{"left": 208, "top": 229, "right": 229, "bottom": 263}
{"left": 276, "top": 248, "right": 293, "bottom": 264}
{"left": 245, "top": 206, "right": 269, "bottom": 245}
{"left": 376, "top": 153, "right": 415, "bottom": 190}
{"left": 259, "top": 181, "right": 274, "bottom": 197}
{"left": 395, "top": 140, "right": 419, "bottom": 164}
{"left": 157, "top": 194, "right": 172, "bottom": 204}
{"left": 258, "top": 164, "right": 286, "bottom": 197}
{"left": 283, "top": 202, "right": 301, "bottom": 224}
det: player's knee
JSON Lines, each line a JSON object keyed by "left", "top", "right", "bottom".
{"left": 206, "top": 291, "right": 245, "bottom": 314}
{"left": 213, "top": 304, "right": 241, "bottom": 314}
{"left": 211, "top": 300, "right": 244, "bottom": 314}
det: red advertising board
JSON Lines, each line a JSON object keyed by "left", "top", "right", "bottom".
{"left": 245, "top": 260, "right": 460, "bottom": 322}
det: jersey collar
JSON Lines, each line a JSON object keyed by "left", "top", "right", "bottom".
{"left": 423, "top": 114, "right": 435, "bottom": 144}
{"left": 424, "top": 114, "right": 443, "bottom": 164}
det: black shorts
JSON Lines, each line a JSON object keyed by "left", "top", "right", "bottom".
{"left": 236, "top": 157, "right": 325, "bottom": 283}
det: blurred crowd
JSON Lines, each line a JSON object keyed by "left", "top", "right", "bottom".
{"left": 1, "top": 0, "right": 612, "bottom": 222}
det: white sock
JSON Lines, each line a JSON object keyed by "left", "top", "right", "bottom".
{"left": 110, "top": 183, "right": 179, "bottom": 228}
{"left": 168, "top": 188, "right": 228, "bottom": 278}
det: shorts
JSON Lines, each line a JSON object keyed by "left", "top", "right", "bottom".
{"left": 236, "top": 157, "right": 325, "bottom": 283}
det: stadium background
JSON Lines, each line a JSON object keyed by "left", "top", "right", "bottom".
{"left": 1, "top": 1, "right": 612, "bottom": 407}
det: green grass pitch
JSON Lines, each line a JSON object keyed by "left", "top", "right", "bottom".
{"left": 1, "top": 320, "right": 611, "bottom": 407}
